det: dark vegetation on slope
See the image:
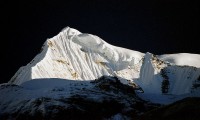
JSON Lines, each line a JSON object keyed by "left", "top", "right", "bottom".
{"left": 139, "top": 97, "right": 200, "bottom": 120}
{"left": 1, "top": 97, "right": 124, "bottom": 120}
{"left": 192, "top": 75, "right": 200, "bottom": 89}
{"left": 161, "top": 68, "right": 170, "bottom": 94}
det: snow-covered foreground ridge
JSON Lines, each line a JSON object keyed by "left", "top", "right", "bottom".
{"left": 9, "top": 27, "right": 200, "bottom": 95}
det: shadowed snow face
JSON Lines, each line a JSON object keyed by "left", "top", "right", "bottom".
{"left": 72, "top": 33, "right": 119, "bottom": 62}
{"left": 72, "top": 34, "right": 104, "bottom": 50}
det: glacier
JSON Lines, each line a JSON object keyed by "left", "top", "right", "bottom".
{"left": 7, "top": 27, "right": 200, "bottom": 99}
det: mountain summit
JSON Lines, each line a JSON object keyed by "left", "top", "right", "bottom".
{"left": 9, "top": 27, "right": 144, "bottom": 85}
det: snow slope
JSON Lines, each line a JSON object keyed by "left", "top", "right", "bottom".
{"left": 158, "top": 53, "right": 200, "bottom": 67}
{"left": 0, "top": 77, "right": 142, "bottom": 119}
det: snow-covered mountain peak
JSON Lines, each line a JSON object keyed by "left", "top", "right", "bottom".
{"left": 9, "top": 27, "right": 144, "bottom": 85}
{"left": 1, "top": 27, "right": 200, "bottom": 119}
{"left": 8, "top": 27, "right": 200, "bottom": 98}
